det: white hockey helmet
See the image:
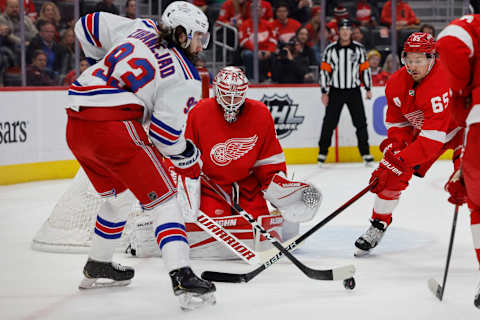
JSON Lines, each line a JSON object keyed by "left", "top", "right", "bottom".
{"left": 214, "top": 66, "right": 249, "bottom": 123}
{"left": 161, "top": 1, "right": 210, "bottom": 49}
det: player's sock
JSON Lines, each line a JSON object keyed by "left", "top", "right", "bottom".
{"left": 88, "top": 191, "right": 131, "bottom": 262}
{"left": 153, "top": 198, "right": 190, "bottom": 271}
{"left": 470, "top": 208, "right": 480, "bottom": 270}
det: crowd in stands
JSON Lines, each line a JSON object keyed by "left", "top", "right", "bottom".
{"left": 0, "top": 0, "right": 434, "bottom": 86}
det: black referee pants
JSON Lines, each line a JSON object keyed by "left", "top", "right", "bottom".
{"left": 318, "top": 87, "right": 370, "bottom": 157}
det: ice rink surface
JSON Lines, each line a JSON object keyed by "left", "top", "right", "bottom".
{"left": 1, "top": 160, "right": 479, "bottom": 320}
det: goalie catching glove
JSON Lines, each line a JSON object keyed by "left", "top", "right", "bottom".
{"left": 167, "top": 140, "right": 202, "bottom": 179}
{"left": 263, "top": 173, "right": 321, "bottom": 223}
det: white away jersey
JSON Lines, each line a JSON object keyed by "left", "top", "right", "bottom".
{"left": 75, "top": 12, "right": 160, "bottom": 63}
{"left": 68, "top": 25, "right": 202, "bottom": 156}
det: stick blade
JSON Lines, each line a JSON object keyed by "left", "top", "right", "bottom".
{"left": 427, "top": 278, "right": 443, "bottom": 300}
{"left": 201, "top": 271, "right": 247, "bottom": 283}
{"left": 331, "top": 264, "right": 356, "bottom": 281}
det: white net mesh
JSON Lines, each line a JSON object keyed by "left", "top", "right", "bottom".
{"left": 31, "top": 168, "right": 144, "bottom": 253}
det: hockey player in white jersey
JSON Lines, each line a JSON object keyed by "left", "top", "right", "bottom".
{"left": 65, "top": 1, "right": 215, "bottom": 310}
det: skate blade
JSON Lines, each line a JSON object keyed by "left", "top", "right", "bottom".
{"left": 354, "top": 248, "right": 370, "bottom": 257}
{"left": 78, "top": 277, "right": 131, "bottom": 290}
{"left": 427, "top": 278, "right": 442, "bottom": 299}
{"left": 179, "top": 292, "right": 216, "bottom": 311}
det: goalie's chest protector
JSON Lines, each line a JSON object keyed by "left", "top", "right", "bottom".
{"left": 190, "top": 98, "right": 269, "bottom": 185}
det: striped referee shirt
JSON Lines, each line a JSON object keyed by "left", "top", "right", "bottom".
{"left": 320, "top": 40, "right": 372, "bottom": 93}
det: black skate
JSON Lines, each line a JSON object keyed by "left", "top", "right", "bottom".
{"left": 354, "top": 219, "right": 389, "bottom": 257}
{"left": 475, "top": 281, "right": 480, "bottom": 309}
{"left": 79, "top": 259, "right": 134, "bottom": 289}
{"left": 169, "top": 267, "right": 216, "bottom": 310}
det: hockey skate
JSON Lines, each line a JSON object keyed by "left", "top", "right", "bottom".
{"left": 354, "top": 219, "right": 389, "bottom": 257}
{"left": 169, "top": 267, "right": 216, "bottom": 310}
{"left": 79, "top": 259, "right": 135, "bottom": 289}
{"left": 475, "top": 281, "right": 480, "bottom": 309}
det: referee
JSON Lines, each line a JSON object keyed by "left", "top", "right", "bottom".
{"left": 318, "top": 19, "right": 374, "bottom": 166}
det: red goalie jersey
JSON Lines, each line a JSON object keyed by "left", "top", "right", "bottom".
{"left": 185, "top": 97, "right": 287, "bottom": 219}
{"left": 384, "top": 62, "right": 462, "bottom": 170}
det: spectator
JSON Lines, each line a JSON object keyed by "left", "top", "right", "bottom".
{"left": 92, "top": 0, "right": 120, "bottom": 15}
{"left": 58, "top": 28, "right": 75, "bottom": 78}
{"left": 355, "top": 0, "right": 379, "bottom": 27}
{"left": 305, "top": 5, "right": 322, "bottom": 47}
{"left": 326, "top": 5, "right": 350, "bottom": 43}
{"left": 270, "top": 2, "right": 301, "bottom": 44}
{"left": 27, "top": 49, "right": 57, "bottom": 86}
{"left": 367, "top": 49, "right": 389, "bottom": 86}
{"left": 27, "top": 20, "right": 63, "bottom": 73}
{"left": 0, "top": 0, "right": 36, "bottom": 21}
{"left": 419, "top": 23, "right": 435, "bottom": 37}
{"left": 238, "top": 17, "right": 276, "bottom": 81}
{"left": 124, "top": 0, "right": 136, "bottom": 19}
{"left": 276, "top": 0, "right": 311, "bottom": 24}
{"left": 382, "top": 52, "right": 399, "bottom": 74}
{"left": 36, "top": 2, "right": 61, "bottom": 33}
{"left": 272, "top": 31, "right": 317, "bottom": 84}
{"left": 0, "top": 0, "right": 37, "bottom": 48}
{"left": 0, "top": 21, "right": 15, "bottom": 86}
{"left": 352, "top": 25, "right": 373, "bottom": 50}
{"left": 63, "top": 58, "right": 90, "bottom": 86}
{"left": 381, "top": 0, "right": 420, "bottom": 29}
{"left": 217, "top": 0, "right": 273, "bottom": 28}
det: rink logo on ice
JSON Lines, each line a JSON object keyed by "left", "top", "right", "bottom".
{"left": 0, "top": 121, "right": 27, "bottom": 144}
{"left": 261, "top": 94, "right": 304, "bottom": 139}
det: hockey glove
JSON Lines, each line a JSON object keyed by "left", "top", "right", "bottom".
{"left": 444, "top": 169, "right": 467, "bottom": 206}
{"left": 379, "top": 138, "right": 407, "bottom": 154}
{"left": 263, "top": 173, "right": 322, "bottom": 223}
{"left": 370, "top": 150, "right": 410, "bottom": 194}
{"left": 168, "top": 140, "right": 202, "bottom": 179}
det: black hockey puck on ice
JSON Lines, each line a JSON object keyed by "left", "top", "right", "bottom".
{"left": 343, "top": 277, "right": 356, "bottom": 290}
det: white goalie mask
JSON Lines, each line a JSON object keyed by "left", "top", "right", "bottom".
{"left": 214, "top": 66, "right": 249, "bottom": 123}
{"left": 161, "top": 1, "right": 210, "bottom": 49}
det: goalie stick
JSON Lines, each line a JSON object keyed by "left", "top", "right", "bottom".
{"left": 428, "top": 205, "right": 459, "bottom": 301}
{"left": 200, "top": 175, "right": 374, "bottom": 282}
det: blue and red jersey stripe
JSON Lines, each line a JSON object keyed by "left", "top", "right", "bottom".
{"left": 148, "top": 114, "right": 182, "bottom": 146}
{"left": 81, "top": 12, "right": 101, "bottom": 48}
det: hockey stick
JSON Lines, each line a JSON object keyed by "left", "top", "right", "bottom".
{"left": 200, "top": 175, "right": 374, "bottom": 283}
{"left": 428, "top": 205, "right": 459, "bottom": 301}
{"left": 195, "top": 211, "right": 260, "bottom": 265}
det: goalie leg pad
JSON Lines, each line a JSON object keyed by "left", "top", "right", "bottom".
{"left": 263, "top": 173, "right": 322, "bottom": 223}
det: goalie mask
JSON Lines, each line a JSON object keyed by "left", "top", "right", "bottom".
{"left": 214, "top": 66, "right": 249, "bottom": 123}
{"left": 401, "top": 32, "right": 436, "bottom": 81}
{"left": 161, "top": 1, "right": 210, "bottom": 49}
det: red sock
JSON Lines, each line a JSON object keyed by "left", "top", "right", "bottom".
{"left": 371, "top": 210, "right": 392, "bottom": 226}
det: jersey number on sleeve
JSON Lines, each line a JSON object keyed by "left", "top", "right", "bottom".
{"left": 93, "top": 42, "right": 155, "bottom": 92}
{"left": 431, "top": 91, "right": 449, "bottom": 113}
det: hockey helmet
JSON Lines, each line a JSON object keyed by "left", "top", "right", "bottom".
{"left": 214, "top": 66, "right": 249, "bottom": 123}
{"left": 401, "top": 32, "right": 436, "bottom": 77}
{"left": 161, "top": 1, "right": 210, "bottom": 49}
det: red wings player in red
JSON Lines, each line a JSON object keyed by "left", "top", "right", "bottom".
{"left": 436, "top": 12, "right": 480, "bottom": 308}
{"left": 354, "top": 33, "right": 464, "bottom": 256}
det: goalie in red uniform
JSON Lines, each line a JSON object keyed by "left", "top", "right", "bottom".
{"left": 436, "top": 12, "right": 480, "bottom": 308}
{"left": 179, "top": 66, "right": 321, "bottom": 259}
{"left": 354, "top": 33, "right": 464, "bottom": 257}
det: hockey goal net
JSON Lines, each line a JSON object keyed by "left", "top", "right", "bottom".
{"left": 31, "top": 70, "right": 211, "bottom": 253}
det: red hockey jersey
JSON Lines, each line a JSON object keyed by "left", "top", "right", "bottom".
{"left": 436, "top": 14, "right": 480, "bottom": 126}
{"left": 384, "top": 62, "right": 461, "bottom": 167}
{"left": 185, "top": 98, "right": 286, "bottom": 218}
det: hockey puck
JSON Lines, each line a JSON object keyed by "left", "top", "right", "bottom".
{"left": 343, "top": 277, "right": 355, "bottom": 290}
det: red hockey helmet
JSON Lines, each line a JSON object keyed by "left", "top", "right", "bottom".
{"left": 401, "top": 32, "right": 436, "bottom": 79}
{"left": 214, "top": 66, "right": 249, "bottom": 123}
{"left": 403, "top": 32, "right": 436, "bottom": 55}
